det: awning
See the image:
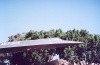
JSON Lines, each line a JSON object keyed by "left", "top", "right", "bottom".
{"left": 0, "top": 38, "right": 83, "bottom": 53}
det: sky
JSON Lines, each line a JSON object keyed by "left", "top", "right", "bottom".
{"left": 0, "top": 0, "right": 100, "bottom": 42}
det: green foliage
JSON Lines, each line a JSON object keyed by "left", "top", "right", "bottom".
{"left": 8, "top": 29, "right": 100, "bottom": 64}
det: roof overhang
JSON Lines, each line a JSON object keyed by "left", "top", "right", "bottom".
{"left": 0, "top": 38, "right": 83, "bottom": 53}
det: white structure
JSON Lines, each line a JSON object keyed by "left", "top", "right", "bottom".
{"left": 0, "top": 38, "right": 83, "bottom": 53}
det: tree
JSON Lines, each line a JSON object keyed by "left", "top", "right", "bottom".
{"left": 6, "top": 29, "right": 100, "bottom": 65}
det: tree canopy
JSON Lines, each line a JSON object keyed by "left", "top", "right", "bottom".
{"left": 7, "top": 29, "right": 100, "bottom": 65}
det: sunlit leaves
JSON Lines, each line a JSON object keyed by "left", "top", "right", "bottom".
{"left": 7, "top": 29, "right": 100, "bottom": 64}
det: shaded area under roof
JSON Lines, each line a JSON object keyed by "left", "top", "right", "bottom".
{"left": 0, "top": 38, "right": 83, "bottom": 53}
